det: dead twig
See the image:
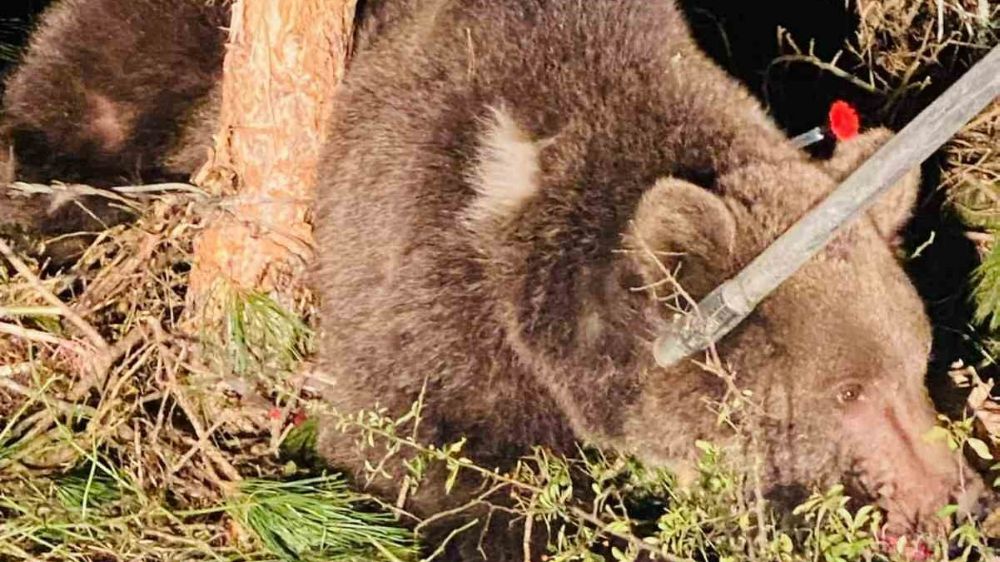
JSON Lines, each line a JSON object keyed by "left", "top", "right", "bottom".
{"left": 168, "top": 375, "right": 243, "bottom": 484}
{"left": 0, "top": 321, "right": 69, "bottom": 347}
{"left": 0, "top": 237, "right": 109, "bottom": 352}
{"left": 169, "top": 412, "right": 232, "bottom": 476}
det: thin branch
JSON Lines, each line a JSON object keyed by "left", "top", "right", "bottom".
{"left": 0, "top": 237, "right": 109, "bottom": 352}
{"left": 0, "top": 321, "right": 67, "bottom": 346}
{"left": 768, "top": 54, "right": 880, "bottom": 94}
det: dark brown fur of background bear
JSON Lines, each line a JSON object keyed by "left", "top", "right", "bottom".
{"left": 0, "top": 0, "right": 406, "bottom": 236}
{"left": 1, "top": 0, "right": 227, "bottom": 185}
{"left": 0, "top": 0, "right": 228, "bottom": 243}
{"left": 0, "top": 0, "right": 988, "bottom": 560}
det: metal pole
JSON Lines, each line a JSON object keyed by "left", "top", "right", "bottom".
{"left": 653, "top": 44, "right": 1000, "bottom": 368}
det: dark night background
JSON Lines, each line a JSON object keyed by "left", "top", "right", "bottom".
{"left": 0, "top": 0, "right": 50, "bottom": 23}
{"left": 0, "top": 0, "right": 51, "bottom": 77}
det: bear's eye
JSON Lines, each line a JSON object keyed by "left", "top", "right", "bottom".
{"left": 837, "top": 384, "right": 863, "bottom": 404}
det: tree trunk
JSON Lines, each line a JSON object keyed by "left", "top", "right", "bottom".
{"left": 189, "top": 0, "right": 356, "bottom": 299}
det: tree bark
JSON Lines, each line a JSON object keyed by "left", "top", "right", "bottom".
{"left": 189, "top": 0, "right": 357, "bottom": 298}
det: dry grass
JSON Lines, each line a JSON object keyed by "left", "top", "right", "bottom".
{"left": 853, "top": 0, "right": 999, "bottom": 235}
{"left": 0, "top": 185, "right": 419, "bottom": 560}
{"left": 0, "top": 187, "right": 252, "bottom": 541}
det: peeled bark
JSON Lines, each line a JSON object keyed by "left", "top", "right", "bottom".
{"left": 189, "top": 0, "right": 357, "bottom": 297}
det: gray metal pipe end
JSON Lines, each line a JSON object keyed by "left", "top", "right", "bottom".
{"left": 652, "top": 311, "right": 713, "bottom": 368}
{"left": 651, "top": 281, "right": 755, "bottom": 368}
{"left": 652, "top": 323, "right": 698, "bottom": 368}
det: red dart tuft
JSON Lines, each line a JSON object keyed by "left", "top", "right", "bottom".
{"left": 911, "top": 542, "right": 932, "bottom": 562}
{"left": 828, "top": 100, "right": 860, "bottom": 141}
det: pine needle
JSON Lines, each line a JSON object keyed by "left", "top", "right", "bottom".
{"left": 972, "top": 240, "right": 1000, "bottom": 331}
{"left": 227, "top": 475, "right": 417, "bottom": 562}
{"left": 222, "top": 289, "right": 313, "bottom": 377}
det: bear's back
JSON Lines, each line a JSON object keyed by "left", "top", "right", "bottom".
{"left": 310, "top": 0, "right": 798, "bottom": 478}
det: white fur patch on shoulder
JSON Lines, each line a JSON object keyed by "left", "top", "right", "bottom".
{"left": 463, "top": 106, "right": 542, "bottom": 229}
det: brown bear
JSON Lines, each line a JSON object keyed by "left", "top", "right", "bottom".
{"left": 310, "top": 0, "right": 987, "bottom": 557}
{"left": 0, "top": 0, "right": 228, "bottom": 243}
{"left": 0, "top": 0, "right": 228, "bottom": 185}
{"left": 0, "top": 0, "right": 988, "bottom": 559}
{"left": 0, "top": 0, "right": 400, "bottom": 235}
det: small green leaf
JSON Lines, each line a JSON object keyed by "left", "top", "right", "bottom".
{"left": 922, "top": 426, "right": 950, "bottom": 444}
{"left": 968, "top": 438, "right": 993, "bottom": 460}
{"left": 605, "top": 520, "right": 631, "bottom": 535}
{"left": 937, "top": 504, "right": 959, "bottom": 519}
{"left": 444, "top": 465, "right": 460, "bottom": 494}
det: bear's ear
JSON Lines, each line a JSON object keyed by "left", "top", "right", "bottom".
{"left": 820, "top": 127, "right": 921, "bottom": 242}
{"left": 868, "top": 167, "right": 920, "bottom": 242}
{"left": 623, "top": 178, "right": 737, "bottom": 297}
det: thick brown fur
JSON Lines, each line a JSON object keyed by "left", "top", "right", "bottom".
{"left": 0, "top": 0, "right": 229, "bottom": 256}
{"left": 0, "top": 0, "right": 403, "bottom": 244}
{"left": 312, "top": 0, "right": 984, "bottom": 558}
{"left": 1, "top": 0, "right": 229, "bottom": 185}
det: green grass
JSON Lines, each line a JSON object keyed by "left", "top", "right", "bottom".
{"left": 973, "top": 243, "right": 1000, "bottom": 331}
{"left": 227, "top": 477, "right": 417, "bottom": 562}
{"left": 218, "top": 287, "right": 314, "bottom": 379}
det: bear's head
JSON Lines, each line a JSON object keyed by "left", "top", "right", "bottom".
{"left": 618, "top": 129, "right": 986, "bottom": 534}
{"left": 469, "top": 113, "right": 987, "bottom": 535}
